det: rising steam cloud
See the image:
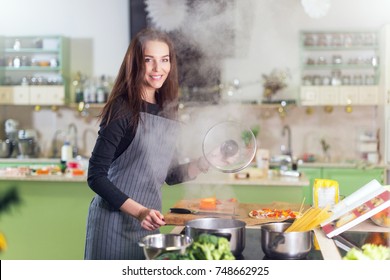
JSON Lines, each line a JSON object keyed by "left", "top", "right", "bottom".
{"left": 144, "top": 1, "right": 259, "bottom": 200}
{"left": 145, "top": 0, "right": 255, "bottom": 88}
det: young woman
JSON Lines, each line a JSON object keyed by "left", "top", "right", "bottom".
{"left": 84, "top": 28, "right": 209, "bottom": 260}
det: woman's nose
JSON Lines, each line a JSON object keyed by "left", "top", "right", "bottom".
{"left": 153, "top": 61, "right": 160, "bottom": 71}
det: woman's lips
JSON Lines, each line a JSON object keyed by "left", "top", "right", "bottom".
{"left": 150, "top": 75, "right": 163, "bottom": 80}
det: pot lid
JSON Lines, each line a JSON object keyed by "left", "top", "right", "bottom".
{"left": 202, "top": 120, "right": 257, "bottom": 173}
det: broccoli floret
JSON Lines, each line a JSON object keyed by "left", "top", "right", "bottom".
{"left": 196, "top": 233, "right": 218, "bottom": 246}
{"left": 185, "top": 233, "right": 236, "bottom": 260}
{"left": 212, "top": 238, "right": 235, "bottom": 260}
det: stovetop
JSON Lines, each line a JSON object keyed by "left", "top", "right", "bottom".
{"left": 240, "top": 228, "right": 383, "bottom": 260}
{"left": 180, "top": 227, "right": 384, "bottom": 260}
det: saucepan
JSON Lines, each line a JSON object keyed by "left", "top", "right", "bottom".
{"left": 261, "top": 222, "right": 312, "bottom": 259}
{"left": 185, "top": 217, "right": 246, "bottom": 256}
{"left": 138, "top": 233, "right": 193, "bottom": 260}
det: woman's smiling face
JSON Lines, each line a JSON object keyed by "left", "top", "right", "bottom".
{"left": 143, "top": 40, "right": 171, "bottom": 96}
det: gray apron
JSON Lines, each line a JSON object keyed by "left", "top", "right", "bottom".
{"left": 84, "top": 112, "right": 178, "bottom": 259}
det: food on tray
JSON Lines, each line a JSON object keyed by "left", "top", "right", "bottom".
{"left": 285, "top": 206, "right": 332, "bottom": 232}
{"left": 248, "top": 208, "right": 300, "bottom": 219}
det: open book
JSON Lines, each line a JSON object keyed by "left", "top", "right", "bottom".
{"left": 321, "top": 179, "right": 390, "bottom": 238}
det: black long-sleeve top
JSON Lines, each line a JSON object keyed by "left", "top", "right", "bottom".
{"left": 87, "top": 101, "right": 192, "bottom": 210}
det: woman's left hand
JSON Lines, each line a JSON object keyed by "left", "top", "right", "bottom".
{"left": 137, "top": 208, "right": 166, "bottom": 231}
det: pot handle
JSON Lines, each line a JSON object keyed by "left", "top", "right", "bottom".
{"left": 269, "top": 234, "right": 285, "bottom": 249}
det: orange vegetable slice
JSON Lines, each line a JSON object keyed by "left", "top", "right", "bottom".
{"left": 199, "top": 197, "right": 217, "bottom": 210}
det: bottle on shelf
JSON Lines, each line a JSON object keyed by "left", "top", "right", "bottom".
{"left": 60, "top": 140, "right": 73, "bottom": 172}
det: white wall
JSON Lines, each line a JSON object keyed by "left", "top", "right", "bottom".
{"left": 0, "top": 0, "right": 129, "bottom": 77}
{"left": 0, "top": 0, "right": 129, "bottom": 157}
{"left": 0, "top": 0, "right": 390, "bottom": 162}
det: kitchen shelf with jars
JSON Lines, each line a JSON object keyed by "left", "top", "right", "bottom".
{"left": 0, "top": 35, "right": 70, "bottom": 106}
{"left": 299, "top": 30, "right": 380, "bottom": 106}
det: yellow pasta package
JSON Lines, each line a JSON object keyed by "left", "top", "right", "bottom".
{"left": 313, "top": 179, "right": 339, "bottom": 208}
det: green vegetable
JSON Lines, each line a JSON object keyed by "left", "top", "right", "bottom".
{"left": 189, "top": 233, "right": 235, "bottom": 260}
{"left": 154, "top": 233, "right": 235, "bottom": 260}
{"left": 154, "top": 252, "right": 191, "bottom": 260}
{"left": 343, "top": 244, "right": 390, "bottom": 260}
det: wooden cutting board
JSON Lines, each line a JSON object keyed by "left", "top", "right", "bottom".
{"left": 164, "top": 200, "right": 310, "bottom": 226}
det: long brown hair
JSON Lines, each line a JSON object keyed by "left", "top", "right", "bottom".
{"left": 98, "top": 28, "right": 179, "bottom": 128}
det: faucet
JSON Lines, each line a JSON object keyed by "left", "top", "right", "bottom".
{"left": 68, "top": 123, "right": 78, "bottom": 158}
{"left": 51, "top": 129, "right": 64, "bottom": 158}
{"left": 281, "top": 125, "right": 292, "bottom": 157}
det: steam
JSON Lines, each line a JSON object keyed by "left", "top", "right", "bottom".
{"left": 145, "top": 1, "right": 259, "bottom": 201}
{"left": 145, "top": 0, "right": 188, "bottom": 32}
{"left": 146, "top": 0, "right": 256, "bottom": 87}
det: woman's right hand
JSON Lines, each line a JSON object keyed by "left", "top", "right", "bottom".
{"left": 137, "top": 208, "right": 166, "bottom": 231}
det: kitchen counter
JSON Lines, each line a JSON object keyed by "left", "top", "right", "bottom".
{"left": 0, "top": 158, "right": 61, "bottom": 164}
{"left": 2, "top": 157, "right": 389, "bottom": 168}
{"left": 186, "top": 169, "right": 310, "bottom": 186}
{"left": 0, "top": 174, "right": 87, "bottom": 182}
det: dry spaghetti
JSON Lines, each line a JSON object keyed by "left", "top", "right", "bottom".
{"left": 285, "top": 206, "right": 332, "bottom": 232}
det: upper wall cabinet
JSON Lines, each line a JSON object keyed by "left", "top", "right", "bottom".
{"left": 0, "top": 35, "right": 70, "bottom": 106}
{"left": 299, "top": 30, "right": 380, "bottom": 106}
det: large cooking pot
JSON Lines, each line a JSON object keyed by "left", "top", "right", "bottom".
{"left": 185, "top": 218, "right": 246, "bottom": 256}
{"left": 261, "top": 222, "right": 312, "bottom": 259}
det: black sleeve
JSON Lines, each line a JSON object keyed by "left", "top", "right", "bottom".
{"left": 87, "top": 115, "right": 132, "bottom": 210}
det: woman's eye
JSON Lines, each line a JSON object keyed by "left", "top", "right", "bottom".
{"left": 145, "top": 58, "right": 152, "bottom": 63}
{"left": 162, "top": 58, "right": 170, "bottom": 63}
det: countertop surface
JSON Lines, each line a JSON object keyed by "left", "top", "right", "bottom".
{"left": 189, "top": 170, "right": 310, "bottom": 186}
{"left": 164, "top": 200, "right": 307, "bottom": 226}
{"left": 0, "top": 174, "right": 87, "bottom": 182}
{"left": 0, "top": 157, "right": 388, "bottom": 168}
{"left": 0, "top": 158, "right": 387, "bottom": 184}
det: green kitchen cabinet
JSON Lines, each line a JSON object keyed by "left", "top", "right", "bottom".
{"left": 322, "top": 167, "right": 385, "bottom": 197}
{"left": 0, "top": 180, "right": 94, "bottom": 260}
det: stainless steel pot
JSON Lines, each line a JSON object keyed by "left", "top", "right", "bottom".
{"left": 185, "top": 218, "right": 246, "bottom": 256}
{"left": 138, "top": 233, "right": 193, "bottom": 260}
{"left": 261, "top": 222, "right": 312, "bottom": 259}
